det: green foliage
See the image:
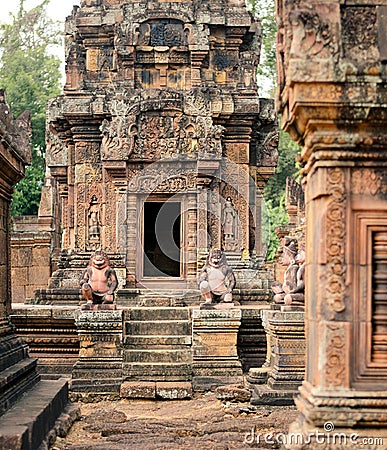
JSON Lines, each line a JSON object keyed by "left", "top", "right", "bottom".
{"left": 264, "top": 194, "right": 289, "bottom": 260}
{"left": 263, "top": 131, "right": 302, "bottom": 259}
{"left": 247, "top": 0, "right": 277, "bottom": 97}
{"left": 247, "top": 0, "right": 302, "bottom": 258}
{"left": 11, "top": 150, "right": 45, "bottom": 216}
{"left": 0, "top": 0, "right": 62, "bottom": 216}
{"left": 265, "top": 130, "right": 301, "bottom": 208}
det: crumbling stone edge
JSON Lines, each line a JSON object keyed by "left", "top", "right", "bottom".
{"left": 42, "top": 403, "right": 81, "bottom": 449}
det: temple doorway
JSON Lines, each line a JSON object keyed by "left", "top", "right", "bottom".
{"left": 143, "top": 201, "right": 181, "bottom": 277}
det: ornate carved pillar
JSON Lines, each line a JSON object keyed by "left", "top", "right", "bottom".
{"left": 114, "top": 181, "right": 128, "bottom": 259}
{"left": 277, "top": 0, "right": 387, "bottom": 441}
{"left": 126, "top": 192, "right": 137, "bottom": 286}
{"left": 186, "top": 193, "right": 197, "bottom": 284}
{"left": 196, "top": 182, "right": 210, "bottom": 256}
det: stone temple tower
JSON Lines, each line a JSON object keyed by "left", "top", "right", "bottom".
{"left": 39, "top": 0, "right": 277, "bottom": 303}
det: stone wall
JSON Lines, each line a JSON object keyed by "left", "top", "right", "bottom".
{"left": 11, "top": 216, "right": 53, "bottom": 302}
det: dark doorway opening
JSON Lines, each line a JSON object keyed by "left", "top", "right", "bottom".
{"left": 143, "top": 202, "right": 181, "bottom": 277}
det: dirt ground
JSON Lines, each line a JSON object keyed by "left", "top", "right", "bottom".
{"left": 52, "top": 393, "right": 298, "bottom": 450}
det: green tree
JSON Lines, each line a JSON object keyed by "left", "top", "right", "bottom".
{"left": 247, "top": 0, "right": 277, "bottom": 97}
{"left": 0, "top": 0, "right": 62, "bottom": 216}
{"left": 265, "top": 130, "right": 301, "bottom": 208}
{"left": 248, "top": 0, "right": 303, "bottom": 258}
{"left": 264, "top": 131, "right": 301, "bottom": 259}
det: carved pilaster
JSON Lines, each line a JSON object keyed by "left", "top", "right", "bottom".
{"left": 192, "top": 309, "right": 243, "bottom": 390}
{"left": 250, "top": 310, "right": 305, "bottom": 406}
{"left": 126, "top": 192, "right": 137, "bottom": 285}
{"left": 71, "top": 310, "right": 123, "bottom": 401}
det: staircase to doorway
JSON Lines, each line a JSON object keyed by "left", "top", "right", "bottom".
{"left": 123, "top": 307, "right": 193, "bottom": 382}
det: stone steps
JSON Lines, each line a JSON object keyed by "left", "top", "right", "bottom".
{"left": 127, "top": 306, "right": 191, "bottom": 321}
{"left": 123, "top": 362, "right": 192, "bottom": 381}
{"left": 123, "top": 307, "right": 192, "bottom": 383}
{"left": 124, "top": 348, "right": 191, "bottom": 363}
{"left": 0, "top": 357, "right": 40, "bottom": 416}
{"left": 125, "top": 335, "right": 192, "bottom": 346}
{"left": 126, "top": 320, "right": 191, "bottom": 336}
{"left": 117, "top": 289, "right": 200, "bottom": 307}
{"left": 0, "top": 378, "right": 68, "bottom": 450}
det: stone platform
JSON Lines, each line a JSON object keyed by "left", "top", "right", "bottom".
{"left": 10, "top": 305, "right": 80, "bottom": 378}
{"left": 10, "top": 304, "right": 269, "bottom": 400}
{"left": 192, "top": 309, "right": 244, "bottom": 390}
{"left": 249, "top": 309, "right": 305, "bottom": 406}
{"left": 71, "top": 310, "right": 123, "bottom": 401}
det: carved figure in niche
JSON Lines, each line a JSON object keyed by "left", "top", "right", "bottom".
{"left": 271, "top": 239, "right": 299, "bottom": 304}
{"left": 284, "top": 246, "right": 305, "bottom": 306}
{"left": 88, "top": 195, "right": 101, "bottom": 250}
{"left": 239, "top": 52, "right": 256, "bottom": 89}
{"left": 222, "top": 197, "right": 237, "bottom": 239}
{"left": 80, "top": 250, "right": 118, "bottom": 310}
{"left": 199, "top": 249, "right": 236, "bottom": 309}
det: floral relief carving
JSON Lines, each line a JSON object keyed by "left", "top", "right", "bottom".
{"left": 341, "top": 6, "right": 379, "bottom": 68}
{"left": 351, "top": 169, "right": 382, "bottom": 196}
{"left": 326, "top": 168, "right": 346, "bottom": 313}
{"left": 46, "top": 126, "right": 68, "bottom": 166}
{"left": 128, "top": 167, "right": 196, "bottom": 193}
{"left": 325, "top": 323, "right": 347, "bottom": 387}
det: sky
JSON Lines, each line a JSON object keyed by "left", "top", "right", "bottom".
{"left": 2, "top": 0, "right": 80, "bottom": 24}
{"left": 1, "top": 0, "right": 81, "bottom": 80}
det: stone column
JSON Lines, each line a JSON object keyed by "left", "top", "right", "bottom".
{"left": 276, "top": 0, "right": 387, "bottom": 442}
{"left": 247, "top": 308, "right": 272, "bottom": 385}
{"left": 114, "top": 181, "right": 128, "bottom": 262}
{"left": 192, "top": 309, "right": 243, "bottom": 390}
{"left": 71, "top": 310, "right": 123, "bottom": 401}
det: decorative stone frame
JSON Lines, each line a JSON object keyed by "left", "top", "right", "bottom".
{"left": 352, "top": 209, "right": 387, "bottom": 388}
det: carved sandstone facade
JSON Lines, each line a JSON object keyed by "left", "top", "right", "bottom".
{"left": 37, "top": 0, "right": 277, "bottom": 299}
{"left": 277, "top": 0, "right": 387, "bottom": 440}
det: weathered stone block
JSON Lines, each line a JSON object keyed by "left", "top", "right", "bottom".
{"left": 11, "top": 284, "right": 25, "bottom": 303}
{"left": 215, "top": 385, "right": 250, "bottom": 402}
{"left": 31, "top": 246, "right": 50, "bottom": 267}
{"left": 13, "top": 267, "right": 28, "bottom": 286}
{"left": 156, "top": 382, "right": 192, "bottom": 400}
{"left": 28, "top": 266, "right": 50, "bottom": 285}
{"left": 19, "top": 247, "right": 32, "bottom": 266}
{"left": 250, "top": 309, "right": 305, "bottom": 406}
{"left": 120, "top": 381, "right": 156, "bottom": 399}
